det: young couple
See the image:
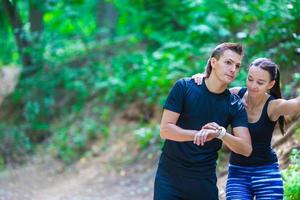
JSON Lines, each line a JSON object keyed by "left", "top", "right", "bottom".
{"left": 154, "top": 43, "right": 300, "bottom": 200}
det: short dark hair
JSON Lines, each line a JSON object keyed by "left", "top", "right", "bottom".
{"left": 205, "top": 43, "right": 244, "bottom": 77}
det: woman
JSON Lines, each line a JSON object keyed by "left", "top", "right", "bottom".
{"left": 193, "top": 58, "right": 300, "bottom": 199}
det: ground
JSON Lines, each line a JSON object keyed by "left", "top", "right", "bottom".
{"left": 0, "top": 153, "right": 232, "bottom": 200}
{"left": 0, "top": 153, "right": 156, "bottom": 200}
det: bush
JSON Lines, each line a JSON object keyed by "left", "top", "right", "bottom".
{"left": 48, "top": 111, "right": 109, "bottom": 164}
{"left": 0, "top": 124, "right": 32, "bottom": 164}
{"left": 134, "top": 124, "right": 161, "bottom": 149}
{"left": 282, "top": 149, "right": 300, "bottom": 200}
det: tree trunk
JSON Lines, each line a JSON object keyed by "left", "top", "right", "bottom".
{"left": 29, "top": 2, "right": 43, "bottom": 33}
{"left": 96, "top": 0, "right": 118, "bottom": 38}
{"left": 2, "top": 0, "right": 33, "bottom": 68}
{"left": 29, "top": 0, "right": 44, "bottom": 74}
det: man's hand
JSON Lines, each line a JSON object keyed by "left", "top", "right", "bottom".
{"left": 202, "top": 122, "right": 221, "bottom": 130}
{"left": 193, "top": 127, "right": 218, "bottom": 146}
{"left": 202, "top": 122, "right": 227, "bottom": 139}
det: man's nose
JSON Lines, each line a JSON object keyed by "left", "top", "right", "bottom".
{"left": 229, "top": 65, "right": 236, "bottom": 73}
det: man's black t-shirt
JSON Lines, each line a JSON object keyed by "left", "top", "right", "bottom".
{"left": 159, "top": 78, "right": 248, "bottom": 177}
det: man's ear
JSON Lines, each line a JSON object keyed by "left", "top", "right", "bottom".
{"left": 210, "top": 57, "right": 217, "bottom": 68}
{"left": 268, "top": 80, "right": 275, "bottom": 90}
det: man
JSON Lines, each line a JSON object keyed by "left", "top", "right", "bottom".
{"left": 154, "top": 43, "right": 252, "bottom": 200}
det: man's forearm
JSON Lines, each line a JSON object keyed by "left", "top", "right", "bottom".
{"left": 160, "top": 123, "right": 197, "bottom": 142}
{"left": 221, "top": 133, "right": 252, "bottom": 157}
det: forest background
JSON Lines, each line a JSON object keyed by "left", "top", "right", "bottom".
{"left": 0, "top": 0, "right": 299, "bottom": 199}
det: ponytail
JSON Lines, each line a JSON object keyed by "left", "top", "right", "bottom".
{"left": 269, "top": 68, "right": 285, "bottom": 135}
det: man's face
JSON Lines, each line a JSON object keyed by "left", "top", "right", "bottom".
{"left": 211, "top": 50, "right": 242, "bottom": 84}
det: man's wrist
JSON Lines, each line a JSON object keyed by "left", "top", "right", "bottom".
{"left": 216, "top": 127, "right": 226, "bottom": 139}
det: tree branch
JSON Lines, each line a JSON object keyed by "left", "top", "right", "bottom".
{"left": 272, "top": 116, "right": 300, "bottom": 148}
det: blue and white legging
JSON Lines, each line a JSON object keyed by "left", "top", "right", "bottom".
{"left": 226, "top": 163, "right": 283, "bottom": 200}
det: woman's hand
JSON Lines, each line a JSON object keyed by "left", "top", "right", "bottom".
{"left": 191, "top": 73, "right": 206, "bottom": 85}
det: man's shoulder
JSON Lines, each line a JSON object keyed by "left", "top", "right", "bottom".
{"left": 173, "top": 77, "right": 195, "bottom": 88}
{"left": 228, "top": 92, "right": 245, "bottom": 110}
{"left": 175, "top": 77, "right": 192, "bottom": 84}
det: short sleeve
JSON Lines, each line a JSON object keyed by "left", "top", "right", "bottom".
{"left": 237, "top": 87, "right": 247, "bottom": 98}
{"left": 230, "top": 95, "right": 248, "bottom": 128}
{"left": 163, "top": 79, "right": 186, "bottom": 113}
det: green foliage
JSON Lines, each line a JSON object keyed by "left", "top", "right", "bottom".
{"left": 49, "top": 113, "right": 108, "bottom": 164}
{"left": 294, "top": 127, "right": 300, "bottom": 141}
{"left": 134, "top": 123, "right": 161, "bottom": 149}
{"left": 114, "top": 0, "right": 300, "bottom": 69}
{"left": 284, "top": 73, "right": 300, "bottom": 98}
{"left": 243, "top": 0, "right": 300, "bottom": 69}
{"left": 282, "top": 149, "right": 300, "bottom": 200}
{"left": 109, "top": 41, "right": 202, "bottom": 104}
{"left": 216, "top": 147, "right": 230, "bottom": 174}
{"left": 0, "top": 3, "right": 19, "bottom": 65}
{"left": 0, "top": 124, "right": 32, "bottom": 164}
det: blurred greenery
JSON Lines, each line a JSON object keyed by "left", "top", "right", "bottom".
{"left": 0, "top": 0, "right": 299, "bottom": 184}
{"left": 284, "top": 73, "right": 300, "bottom": 98}
{"left": 282, "top": 148, "right": 300, "bottom": 200}
{"left": 134, "top": 123, "right": 161, "bottom": 150}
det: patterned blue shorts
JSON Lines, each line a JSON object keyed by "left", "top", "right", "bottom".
{"left": 226, "top": 163, "right": 283, "bottom": 200}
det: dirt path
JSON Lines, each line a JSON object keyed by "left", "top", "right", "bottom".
{"left": 0, "top": 153, "right": 230, "bottom": 200}
{"left": 0, "top": 154, "right": 158, "bottom": 200}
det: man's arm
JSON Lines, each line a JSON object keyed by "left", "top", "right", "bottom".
{"left": 201, "top": 123, "right": 252, "bottom": 156}
{"left": 222, "top": 127, "right": 252, "bottom": 157}
{"left": 160, "top": 109, "right": 197, "bottom": 141}
{"left": 223, "top": 94, "right": 252, "bottom": 156}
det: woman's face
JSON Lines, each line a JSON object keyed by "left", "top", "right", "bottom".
{"left": 246, "top": 66, "right": 275, "bottom": 97}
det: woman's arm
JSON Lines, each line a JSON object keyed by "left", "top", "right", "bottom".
{"left": 269, "top": 96, "right": 300, "bottom": 121}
